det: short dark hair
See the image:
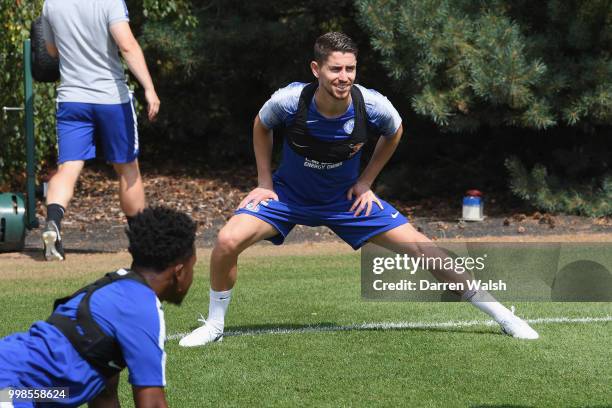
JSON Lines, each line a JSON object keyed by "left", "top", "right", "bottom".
{"left": 127, "top": 206, "right": 197, "bottom": 271}
{"left": 314, "top": 32, "right": 358, "bottom": 64}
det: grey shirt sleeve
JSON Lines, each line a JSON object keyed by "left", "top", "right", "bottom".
{"left": 258, "top": 82, "right": 305, "bottom": 129}
{"left": 42, "top": 1, "right": 55, "bottom": 45}
{"left": 356, "top": 85, "right": 403, "bottom": 137}
{"left": 106, "top": 0, "right": 130, "bottom": 26}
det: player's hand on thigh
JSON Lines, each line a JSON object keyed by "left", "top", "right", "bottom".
{"left": 348, "top": 181, "right": 383, "bottom": 217}
{"left": 238, "top": 187, "right": 279, "bottom": 209}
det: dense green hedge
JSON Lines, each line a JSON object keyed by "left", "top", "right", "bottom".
{"left": 357, "top": 0, "right": 612, "bottom": 131}
{"left": 0, "top": 0, "right": 55, "bottom": 189}
{"left": 357, "top": 0, "right": 611, "bottom": 215}
{"left": 136, "top": 0, "right": 381, "bottom": 162}
{"left": 1, "top": 0, "right": 610, "bottom": 215}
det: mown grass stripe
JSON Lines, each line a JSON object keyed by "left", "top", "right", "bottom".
{"left": 167, "top": 315, "right": 612, "bottom": 341}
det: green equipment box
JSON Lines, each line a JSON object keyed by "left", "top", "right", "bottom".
{"left": 0, "top": 193, "right": 26, "bottom": 252}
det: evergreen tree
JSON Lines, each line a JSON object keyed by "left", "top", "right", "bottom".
{"left": 356, "top": 0, "right": 612, "bottom": 131}
{"left": 506, "top": 156, "right": 612, "bottom": 217}
{"left": 357, "top": 0, "right": 611, "bottom": 216}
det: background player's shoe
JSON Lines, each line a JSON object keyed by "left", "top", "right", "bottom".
{"left": 179, "top": 317, "right": 223, "bottom": 347}
{"left": 42, "top": 220, "right": 65, "bottom": 261}
{"left": 498, "top": 307, "right": 539, "bottom": 339}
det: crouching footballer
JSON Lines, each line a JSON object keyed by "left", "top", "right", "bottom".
{"left": 179, "top": 32, "right": 539, "bottom": 348}
{"left": 0, "top": 207, "right": 197, "bottom": 407}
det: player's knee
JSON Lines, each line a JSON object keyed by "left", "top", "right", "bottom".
{"left": 113, "top": 161, "right": 140, "bottom": 177}
{"left": 215, "top": 228, "right": 244, "bottom": 255}
{"left": 404, "top": 224, "right": 431, "bottom": 243}
{"left": 51, "top": 162, "right": 83, "bottom": 187}
{"left": 56, "top": 160, "right": 84, "bottom": 176}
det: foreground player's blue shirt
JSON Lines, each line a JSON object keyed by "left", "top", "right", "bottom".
{"left": 0, "top": 269, "right": 166, "bottom": 407}
{"left": 258, "top": 82, "right": 402, "bottom": 205}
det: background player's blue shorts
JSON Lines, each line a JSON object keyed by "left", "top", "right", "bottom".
{"left": 56, "top": 98, "right": 138, "bottom": 164}
{"left": 235, "top": 183, "right": 409, "bottom": 250}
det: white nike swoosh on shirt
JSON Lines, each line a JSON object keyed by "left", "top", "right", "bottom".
{"left": 292, "top": 141, "right": 309, "bottom": 148}
{"left": 306, "top": 120, "right": 318, "bottom": 124}
{"left": 391, "top": 212, "right": 399, "bottom": 218}
{"left": 108, "top": 361, "right": 121, "bottom": 370}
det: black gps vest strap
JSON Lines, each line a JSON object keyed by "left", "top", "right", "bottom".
{"left": 46, "top": 270, "right": 150, "bottom": 378}
{"left": 283, "top": 82, "right": 371, "bottom": 163}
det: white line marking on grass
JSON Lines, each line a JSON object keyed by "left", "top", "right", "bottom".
{"left": 167, "top": 315, "right": 612, "bottom": 341}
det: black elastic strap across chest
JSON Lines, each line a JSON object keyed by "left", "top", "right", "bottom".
{"left": 46, "top": 270, "right": 150, "bottom": 378}
{"left": 283, "top": 82, "right": 371, "bottom": 164}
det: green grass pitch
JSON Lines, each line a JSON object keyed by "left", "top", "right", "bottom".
{"left": 1, "top": 251, "right": 610, "bottom": 407}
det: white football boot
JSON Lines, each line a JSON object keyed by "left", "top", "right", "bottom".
{"left": 498, "top": 306, "right": 539, "bottom": 340}
{"left": 179, "top": 315, "right": 224, "bottom": 347}
{"left": 42, "top": 220, "right": 65, "bottom": 261}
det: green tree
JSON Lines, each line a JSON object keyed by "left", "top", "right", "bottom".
{"left": 0, "top": 0, "right": 196, "bottom": 188}
{"left": 0, "top": 0, "right": 55, "bottom": 189}
{"left": 356, "top": 0, "right": 612, "bottom": 131}
{"left": 506, "top": 155, "right": 612, "bottom": 217}
{"left": 357, "top": 0, "right": 612, "bottom": 215}
{"left": 136, "top": 0, "right": 379, "bottom": 162}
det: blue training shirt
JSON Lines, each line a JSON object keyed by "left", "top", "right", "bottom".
{"left": 0, "top": 269, "right": 166, "bottom": 406}
{"left": 258, "top": 82, "right": 402, "bottom": 205}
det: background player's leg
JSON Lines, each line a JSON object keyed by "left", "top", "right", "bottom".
{"left": 47, "top": 102, "right": 95, "bottom": 227}
{"left": 180, "top": 214, "right": 278, "bottom": 347}
{"left": 95, "top": 100, "right": 143, "bottom": 222}
{"left": 46, "top": 160, "right": 85, "bottom": 211}
{"left": 113, "top": 160, "right": 145, "bottom": 219}
{"left": 43, "top": 160, "right": 85, "bottom": 261}
{"left": 369, "top": 224, "right": 539, "bottom": 339}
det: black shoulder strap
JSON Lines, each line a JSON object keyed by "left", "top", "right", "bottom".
{"left": 294, "top": 82, "right": 367, "bottom": 135}
{"left": 350, "top": 84, "right": 369, "bottom": 138}
{"left": 75, "top": 271, "right": 148, "bottom": 348}
{"left": 52, "top": 270, "right": 148, "bottom": 311}
{"left": 292, "top": 82, "right": 318, "bottom": 137}
{"left": 47, "top": 270, "right": 150, "bottom": 378}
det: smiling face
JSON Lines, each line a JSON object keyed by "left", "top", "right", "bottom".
{"left": 311, "top": 51, "right": 357, "bottom": 101}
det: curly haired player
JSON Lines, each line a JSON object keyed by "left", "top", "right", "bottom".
{"left": 0, "top": 207, "right": 196, "bottom": 407}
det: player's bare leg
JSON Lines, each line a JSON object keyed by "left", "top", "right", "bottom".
{"left": 46, "top": 160, "right": 85, "bottom": 209}
{"left": 113, "top": 160, "right": 145, "bottom": 218}
{"left": 43, "top": 160, "right": 85, "bottom": 261}
{"left": 179, "top": 214, "right": 278, "bottom": 347}
{"left": 210, "top": 214, "right": 278, "bottom": 290}
{"left": 369, "top": 223, "right": 539, "bottom": 339}
{"left": 368, "top": 223, "right": 476, "bottom": 288}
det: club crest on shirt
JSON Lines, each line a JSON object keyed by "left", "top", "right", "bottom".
{"left": 343, "top": 119, "right": 355, "bottom": 134}
{"left": 246, "top": 202, "right": 260, "bottom": 213}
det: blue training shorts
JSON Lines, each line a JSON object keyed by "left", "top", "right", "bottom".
{"left": 235, "top": 183, "right": 409, "bottom": 250}
{"left": 56, "top": 98, "right": 138, "bottom": 164}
